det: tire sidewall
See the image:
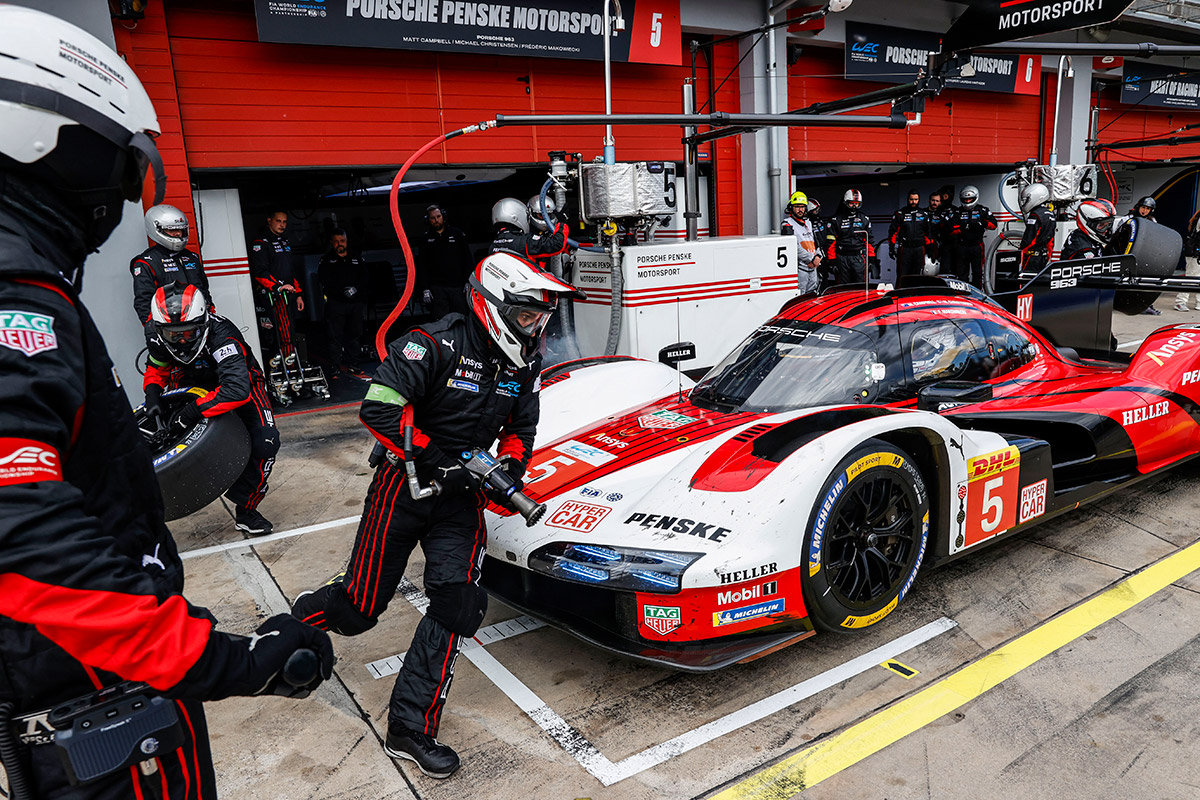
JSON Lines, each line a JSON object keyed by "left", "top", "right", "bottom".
{"left": 801, "top": 439, "right": 930, "bottom": 632}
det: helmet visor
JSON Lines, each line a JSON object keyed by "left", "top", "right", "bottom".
{"left": 503, "top": 306, "right": 553, "bottom": 337}
{"left": 159, "top": 322, "right": 202, "bottom": 346}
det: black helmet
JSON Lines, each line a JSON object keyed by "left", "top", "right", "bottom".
{"left": 1136, "top": 196, "right": 1157, "bottom": 211}
{"left": 151, "top": 284, "right": 210, "bottom": 364}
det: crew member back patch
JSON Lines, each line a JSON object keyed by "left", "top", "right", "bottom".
{"left": 0, "top": 438, "right": 63, "bottom": 485}
{"left": 0, "top": 310, "right": 57, "bottom": 357}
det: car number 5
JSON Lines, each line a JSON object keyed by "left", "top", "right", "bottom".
{"left": 980, "top": 476, "right": 1005, "bottom": 532}
{"left": 526, "top": 454, "right": 574, "bottom": 484}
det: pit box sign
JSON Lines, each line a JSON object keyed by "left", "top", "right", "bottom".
{"left": 941, "top": 0, "right": 1134, "bottom": 53}
{"left": 253, "top": 0, "right": 681, "bottom": 65}
{"left": 1121, "top": 62, "right": 1200, "bottom": 111}
{"left": 845, "top": 22, "right": 1039, "bottom": 96}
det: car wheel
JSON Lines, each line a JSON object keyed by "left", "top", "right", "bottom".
{"left": 135, "top": 388, "right": 251, "bottom": 521}
{"left": 801, "top": 439, "right": 930, "bottom": 632}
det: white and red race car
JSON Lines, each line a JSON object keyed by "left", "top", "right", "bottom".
{"left": 482, "top": 280, "right": 1200, "bottom": 670}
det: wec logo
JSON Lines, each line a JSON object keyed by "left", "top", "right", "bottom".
{"left": 0, "top": 439, "right": 61, "bottom": 487}
{"left": 0, "top": 446, "right": 56, "bottom": 468}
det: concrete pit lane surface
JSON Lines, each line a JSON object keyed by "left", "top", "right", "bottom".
{"left": 165, "top": 309, "right": 1200, "bottom": 800}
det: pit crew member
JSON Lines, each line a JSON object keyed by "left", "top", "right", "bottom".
{"left": 1060, "top": 199, "right": 1116, "bottom": 261}
{"left": 945, "top": 185, "right": 998, "bottom": 287}
{"left": 490, "top": 196, "right": 569, "bottom": 265}
{"left": 249, "top": 209, "right": 305, "bottom": 362}
{"left": 783, "top": 191, "right": 822, "bottom": 294}
{"left": 888, "top": 191, "right": 934, "bottom": 279}
{"left": 826, "top": 189, "right": 875, "bottom": 285}
{"left": 1016, "top": 183, "right": 1056, "bottom": 275}
{"left": 130, "top": 203, "right": 211, "bottom": 323}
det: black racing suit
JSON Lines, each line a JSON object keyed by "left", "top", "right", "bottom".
{"left": 1059, "top": 230, "right": 1101, "bottom": 261}
{"left": 318, "top": 250, "right": 369, "bottom": 371}
{"left": 826, "top": 210, "right": 875, "bottom": 285}
{"left": 417, "top": 225, "right": 474, "bottom": 319}
{"left": 1018, "top": 205, "right": 1056, "bottom": 274}
{"left": 292, "top": 313, "right": 539, "bottom": 737}
{"left": 924, "top": 206, "right": 947, "bottom": 265}
{"left": 130, "top": 243, "right": 211, "bottom": 324}
{"left": 491, "top": 222, "right": 570, "bottom": 266}
{"left": 946, "top": 204, "right": 999, "bottom": 287}
{"left": 887, "top": 207, "right": 933, "bottom": 279}
{"left": 249, "top": 231, "right": 303, "bottom": 360}
{"left": 144, "top": 317, "right": 280, "bottom": 513}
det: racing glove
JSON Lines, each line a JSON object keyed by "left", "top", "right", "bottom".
{"left": 144, "top": 384, "right": 166, "bottom": 427}
{"left": 168, "top": 614, "right": 335, "bottom": 702}
{"left": 171, "top": 401, "right": 204, "bottom": 433}
{"left": 496, "top": 455, "right": 526, "bottom": 493}
{"left": 419, "top": 442, "right": 478, "bottom": 496}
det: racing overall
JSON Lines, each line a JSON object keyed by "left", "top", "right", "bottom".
{"left": 144, "top": 316, "right": 280, "bottom": 513}
{"left": 946, "top": 204, "right": 999, "bottom": 287}
{"left": 293, "top": 313, "right": 538, "bottom": 738}
{"left": 1059, "top": 229, "right": 1101, "bottom": 261}
{"left": 417, "top": 224, "right": 474, "bottom": 318}
{"left": 0, "top": 201, "right": 219, "bottom": 800}
{"left": 826, "top": 210, "right": 875, "bottom": 285}
{"left": 317, "top": 249, "right": 369, "bottom": 372}
{"left": 888, "top": 206, "right": 933, "bottom": 279}
{"left": 130, "top": 243, "right": 211, "bottom": 324}
{"left": 249, "top": 231, "right": 303, "bottom": 360}
{"left": 1018, "top": 205, "right": 1056, "bottom": 274}
{"left": 491, "top": 222, "right": 569, "bottom": 266}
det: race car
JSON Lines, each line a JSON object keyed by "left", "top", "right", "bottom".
{"left": 482, "top": 277, "right": 1200, "bottom": 670}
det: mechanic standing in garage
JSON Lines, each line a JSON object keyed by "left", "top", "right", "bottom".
{"left": 826, "top": 189, "right": 875, "bottom": 286}
{"left": 925, "top": 191, "right": 947, "bottom": 269}
{"left": 0, "top": 9, "right": 333, "bottom": 798}
{"left": 782, "top": 191, "right": 822, "bottom": 294}
{"left": 318, "top": 227, "right": 370, "bottom": 381}
{"left": 144, "top": 285, "right": 281, "bottom": 535}
{"left": 491, "top": 197, "right": 571, "bottom": 266}
{"left": 1175, "top": 208, "right": 1200, "bottom": 313}
{"left": 417, "top": 204, "right": 473, "bottom": 319}
{"left": 292, "top": 252, "right": 583, "bottom": 779}
{"left": 888, "top": 191, "right": 933, "bottom": 280}
{"left": 249, "top": 209, "right": 305, "bottom": 363}
{"left": 945, "top": 185, "right": 998, "bottom": 288}
{"left": 130, "top": 203, "right": 212, "bottom": 324}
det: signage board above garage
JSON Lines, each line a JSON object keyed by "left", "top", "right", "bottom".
{"left": 844, "top": 22, "right": 1040, "bottom": 96}
{"left": 252, "top": 0, "right": 681, "bottom": 65}
{"left": 1120, "top": 61, "right": 1200, "bottom": 110}
{"left": 941, "top": 0, "right": 1134, "bottom": 53}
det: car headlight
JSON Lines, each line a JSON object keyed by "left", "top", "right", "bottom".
{"left": 529, "top": 543, "right": 703, "bottom": 594}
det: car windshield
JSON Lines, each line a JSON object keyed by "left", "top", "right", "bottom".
{"left": 691, "top": 320, "right": 882, "bottom": 412}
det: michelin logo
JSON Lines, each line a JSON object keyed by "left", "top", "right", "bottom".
{"left": 713, "top": 598, "right": 784, "bottom": 627}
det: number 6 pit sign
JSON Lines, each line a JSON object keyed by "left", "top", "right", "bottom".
{"left": 964, "top": 446, "right": 1020, "bottom": 547}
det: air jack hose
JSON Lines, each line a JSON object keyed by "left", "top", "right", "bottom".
{"left": 0, "top": 701, "right": 34, "bottom": 800}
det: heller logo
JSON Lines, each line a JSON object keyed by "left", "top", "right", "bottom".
{"left": 717, "top": 580, "right": 778, "bottom": 607}
{"left": 0, "top": 439, "right": 62, "bottom": 487}
{"left": 545, "top": 501, "right": 611, "bottom": 533}
{"left": 643, "top": 604, "right": 681, "bottom": 635}
{"left": 1016, "top": 294, "right": 1033, "bottom": 321}
{"left": 638, "top": 409, "right": 694, "bottom": 429}
{"left": 0, "top": 310, "right": 57, "bottom": 357}
{"left": 718, "top": 562, "right": 777, "bottom": 585}
{"left": 1122, "top": 401, "right": 1169, "bottom": 427}
{"left": 713, "top": 598, "right": 785, "bottom": 627}
{"left": 1019, "top": 479, "right": 1048, "bottom": 524}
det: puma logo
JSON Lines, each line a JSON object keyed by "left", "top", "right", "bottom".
{"left": 248, "top": 630, "right": 280, "bottom": 652}
{"left": 142, "top": 544, "right": 165, "bottom": 570}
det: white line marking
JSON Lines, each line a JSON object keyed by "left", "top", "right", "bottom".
{"left": 388, "top": 572, "right": 957, "bottom": 787}
{"left": 366, "top": 613, "right": 547, "bottom": 679}
{"left": 179, "top": 515, "right": 360, "bottom": 560}
{"left": 1118, "top": 337, "right": 1146, "bottom": 351}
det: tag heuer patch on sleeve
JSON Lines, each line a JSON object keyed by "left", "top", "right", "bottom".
{"left": 0, "top": 310, "right": 57, "bottom": 357}
{"left": 402, "top": 341, "right": 427, "bottom": 361}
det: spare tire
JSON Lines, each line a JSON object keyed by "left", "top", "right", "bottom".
{"left": 1112, "top": 218, "right": 1184, "bottom": 315}
{"left": 135, "top": 388, "right": 251, "bottom": 521}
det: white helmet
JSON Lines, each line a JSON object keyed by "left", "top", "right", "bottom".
{"left": 151, "top": 284, "right": 210, "bottom": 364}
{"left": 468, "top": 253, "right": 585, "bottom": 368}
{"left": 492, "top": 198, "right": 529, "bottom": 234}
{"left": 1018, "top": 183, "right": 1051, "bottom": 214}
{"left": 959, "top": 185, "right": 980, "bottom": 207}
{"left": 527, "top": 195, "right": 558, "bottom": 232}
{"left": 843, "top": 189, "right": 863, "bottom": 209}
{"left": 146, "top": 204, "right": 189, "bottom": 251}
{"left": 0, "top": 7, "right": 165, "bottom": 254}
{"left": 923, "top": 256, "right": 940, "bottom": 276}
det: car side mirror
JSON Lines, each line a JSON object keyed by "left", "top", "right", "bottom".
{"left": 659, "top": 342, "right": 696, "bottom": 368}
{"left": 917, "top": 380, "right": 992, "bottom": 413}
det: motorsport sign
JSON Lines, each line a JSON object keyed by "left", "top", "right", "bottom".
{"left": 253, "top": 0, "right": 681, "bottom": 65}
{"left": 1121, "top": 61, "right": 1200, "bottom": 110}
{"left": 942, "top": 0, "right": 1134, "bottom": 53}
{"left": 845, "top": 22, "right": 1039, "bottom": 96}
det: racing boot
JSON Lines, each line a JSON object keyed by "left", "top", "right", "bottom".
{"left": 235, "top": 506, "right": 273, "bottom": 535}
{"left": 385, "top": 727, "right": 460, "bottom": 779}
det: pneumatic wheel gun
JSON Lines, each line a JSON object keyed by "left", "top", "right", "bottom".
{"left": 460, "top": 448, "right": 546, "bottom": 527}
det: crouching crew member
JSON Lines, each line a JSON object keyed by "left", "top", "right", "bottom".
{"left": 1061, "top": 199, "right": 1116, "bottom": 261}
{"left": 292, "top": 253, "right": 584, "bottom": 779}
{"left": 0, "top": 9, "right": 332, "bottom": 799}
{"left": 131, "top": 203, "right": 212, "bottom": 324}
{"left": 144, "top": 284, "right": 280, "bottom": 535}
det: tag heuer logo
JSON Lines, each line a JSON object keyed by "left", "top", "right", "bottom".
{"left": 402, "top": 341, "right": 427, "bottom": 361}
{"left": 643, "top": 604, "right": 681, "bottom": 635}
{"left": 638, "top": 410, "right": 694, "bottom": 429}
{"left": 0, "top": 311, "right": 57, "bottom": 357}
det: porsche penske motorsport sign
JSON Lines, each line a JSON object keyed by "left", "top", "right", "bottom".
{"left": 253, "top": 0, "right": 681, "bottom": 64}
{"left": 942, "top": 0, "right": 1134, "bottom": 53}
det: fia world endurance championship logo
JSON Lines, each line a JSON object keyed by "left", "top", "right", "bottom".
{"left": 0, "top": 311, "right": 57, "bottom": 357}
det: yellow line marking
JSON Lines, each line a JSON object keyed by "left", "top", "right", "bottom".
{"left": 713, "top": 538, "right": 1200, "bottom": 800}
{"left": 880, "top": 660, "right": 918, "bottom": 679}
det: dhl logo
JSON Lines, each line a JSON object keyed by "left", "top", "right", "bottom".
{"left": 968, "top": 446, "right": 1019, "bottom": 481}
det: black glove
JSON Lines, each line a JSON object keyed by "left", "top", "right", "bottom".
{"left": 419, "top": 442, "right": 478, "bottom": 496}
{"left": 171, "top": 401, "right": 204, "bottom": 433}
{"left": 496, "top": 456, "right": 526, "bottom": 493}
{"left": 168, "top": 614, "right": 335, "bottom": 702}
{"left": 144, "top": 384, "right": 165, "bottom": 426}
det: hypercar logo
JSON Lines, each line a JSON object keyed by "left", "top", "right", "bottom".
{"left": 0, "top": 439, "right": 62, "bottom": 486}
{"left": 638, "top": 410, "right": 695, "bottom": 429}
{"left": 1016, "top": 294, "right": 1033, "bottom": 321}
{"left": 643, "top": 605, "right": 681, "bottom": 635}
{"left": 713, "top": 598, "right": 784, "bottom": 627}
{"left": 545, "top": 501, "right": 611, "bottom": 532}
{"left": 1019, "top": 480, "right": 1047, "bottom": 524}
{"left": 0, "top": 310, "right": 57, "bottom": 357}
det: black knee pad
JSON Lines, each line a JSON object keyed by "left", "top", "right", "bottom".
{"left": 426, "top": 582, "right": 488, "bottom": 637}
{"left": 294, "top": 583, "right": 377, "bottom": 636}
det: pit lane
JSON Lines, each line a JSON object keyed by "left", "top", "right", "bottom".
{"left": 166, "top": 308, "right": 1200, "bottom": 799}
